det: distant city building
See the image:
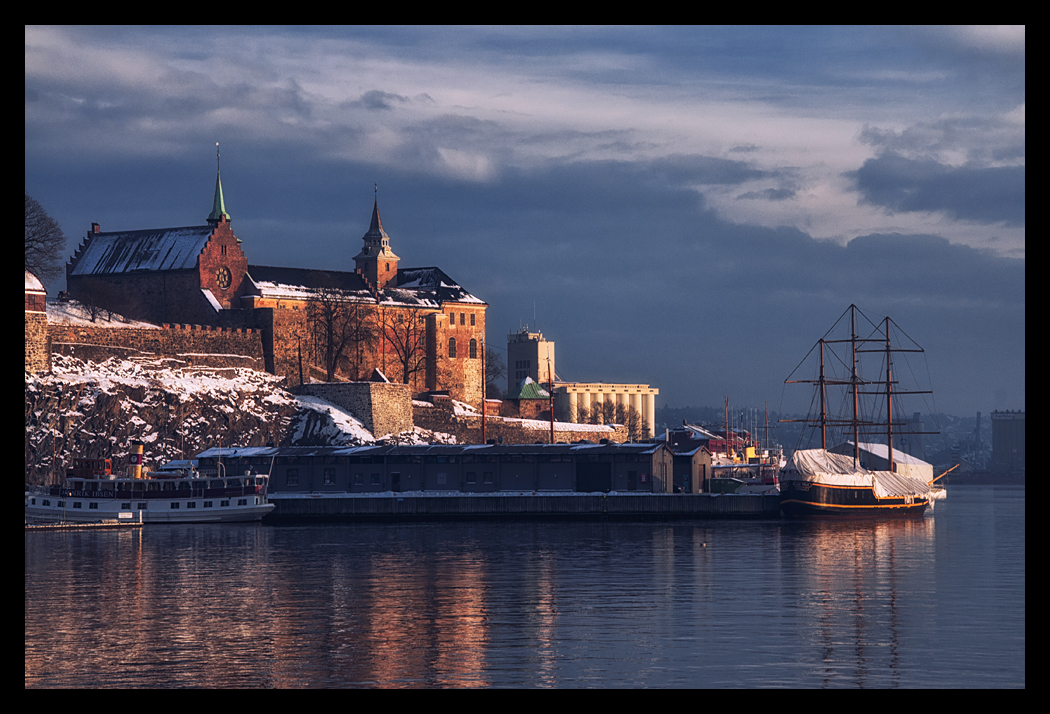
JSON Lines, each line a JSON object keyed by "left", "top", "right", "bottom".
{"left": 990, "top": 410, "right": 1025, "bottom": 474}
{"left": 507, "top": 328, "right": 554, "bottom": 392}
{"left": 506, "top": 329, "right": 657, "bottom": 438}
{"left": 553, "top": 382, "right": 658, "bottom": 439}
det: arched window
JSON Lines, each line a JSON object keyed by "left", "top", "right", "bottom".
{"left": 469, "top": 338, "right": 478, "bottom": 359}
{"left": 448, "top": 337, "right": 457, "bottom": 358}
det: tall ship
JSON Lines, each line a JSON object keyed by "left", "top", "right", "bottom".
{"left": 25, "top": 443, "right": 274, "bottom": 524}
{"left": 779, "top": 305, "right": 942, "bottom": 517}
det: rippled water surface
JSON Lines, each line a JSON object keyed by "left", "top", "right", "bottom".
{"left": 25, "top": 486, "right": 1024, "bottom": 687}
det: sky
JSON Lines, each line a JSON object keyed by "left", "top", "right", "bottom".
{"left": 25, "top": 26, "right": 1024, "bottom": 418}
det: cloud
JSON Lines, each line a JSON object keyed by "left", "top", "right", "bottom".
{"left": 737, "top": 188, "right": 796, "bottom": 202}
{"left": 351, "top": 90, "right": 410, "bottom": 111}
{"left": 851, "top": 153, "right": 1024, "bottom": 225}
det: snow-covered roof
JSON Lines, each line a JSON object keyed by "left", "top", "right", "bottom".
{"left": 395, "top": 267, "right": 486, "bottom": 305}
{"left": 247, "top": 265, "right": 373, "bottom": 301}
{"left": 247, "top": 265, "right": 485, "bottom": 309}
{"left": 69, "top": 225, "right": 215, "bottom": 275}
{"left": 195, "top": 440, "right": 667, "bottom": 460}
{"left": 507, "top": 376, "right": 550, "bottom": 400}
{"left": 25, "top": 270, "right": 45, "bottom": 293}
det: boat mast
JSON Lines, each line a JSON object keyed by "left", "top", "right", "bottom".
{"left": 851, "top": 305, "right": 860, "bottom": 466}
{"left": 819, "top": 340, "right": 827, "bottom": 450}
{"left": 885, "top": 316, "right": 894, "bottom": 474}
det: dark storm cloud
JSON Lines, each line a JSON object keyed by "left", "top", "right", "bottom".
{"left": 851, "top": 153, "right": 1025, "bottom": 225}
{"left": 25, "top": 26, "right": 1024, "bottom": 416}
{"left": 305, "top": 156, "right": 1020, "bottom": 416}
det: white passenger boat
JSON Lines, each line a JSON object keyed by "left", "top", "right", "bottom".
{"left": 25, "top": 446, "right": 274, "bottom": 524}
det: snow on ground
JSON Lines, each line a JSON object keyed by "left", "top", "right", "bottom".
{"left": 32, "top": 357, "right": 458, "bottom": 450}
{"left": 293, "top": 394, "right": 457, "bottom": 445}
{"left": 499, "top": 417, "right": 616, "bottom": 432}
{"left": 46, "top": 298, "right": 158, "bottom": 328}
{"left": 293, "top": 395, "right": 375, "bottom": 443}
{"left": 42, "top": 354, "right": 295, "bottom": 406}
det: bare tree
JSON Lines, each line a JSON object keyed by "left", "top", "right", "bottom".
{"left": 75, "top": 279, "right": 136, "bottom": 323}
{"left": 572, "top": 401, "right": 647, "bottom": 440}
{"left": 25, "top": 193, "right": 66, "bottom": 286}
{"left": 307, "top": 286, "right": 376, "bottom": 382}
{"left": 485, "top": 347, "right": 506, "bottom": 399}
{"left": 614, "top": 403, "right": 649, "bottom": 442}
{"left": 383, "top": 308, "right": 427, "bottom": 388}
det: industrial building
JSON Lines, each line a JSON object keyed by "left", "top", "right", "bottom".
{"left": 196, "top": 441, "right": 700, "bottom": 495}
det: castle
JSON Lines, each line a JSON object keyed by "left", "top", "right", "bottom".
{"left": 64, "top": 169, "right": 487, "bottom": 404}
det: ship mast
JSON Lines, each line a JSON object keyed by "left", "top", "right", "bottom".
{"left": 885, "top": 316, "right": 895, "bottom": 474}
{"left": 819, "top": 339, "right": 827, "bottom": 450}
{"left": 851, "top": 305, "right": 861, "bottom": 466}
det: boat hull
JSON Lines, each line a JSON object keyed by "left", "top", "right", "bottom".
{"left": 780, "top": 480, "right": 928, "bottom": 518}
{"left": 25, "top": 496, "right": 274, "bottom": 524}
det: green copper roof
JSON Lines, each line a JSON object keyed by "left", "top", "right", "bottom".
{"left": 208, "top": 171, "right": 231, "bottom": 224}
{"left": 508, "top": 376, "right": 551, "bottom": 400}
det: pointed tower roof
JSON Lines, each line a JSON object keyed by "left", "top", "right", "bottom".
{"left": 364, "top": 199, "right": 388, "bottom": 241}
{"left": 354, "top": 198, "right": 399, "bottom": 261}
{"left": 207, "top": 170, "right": 231, "bottom": 226}
{"left": 353, "top": 196, "right": 400, "bottom": 290}
{"left": 207, "top": 144, "right": 231, "bottom": 226}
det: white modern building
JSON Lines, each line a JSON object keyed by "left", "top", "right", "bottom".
{"left": 553, "top": 382, "right": 659, "bottom": 439}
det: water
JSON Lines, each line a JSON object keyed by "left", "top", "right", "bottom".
{"left": 25, "top": 485, "right": 1024, "bottom": 688}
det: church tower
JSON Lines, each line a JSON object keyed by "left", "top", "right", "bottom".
{"left": 199, "top": 153, "right": 247, "bottom": 309}
{"left": 354, "top": 199, "right": 400, "bottom": 290}
{"left": 207, "top": 144, "right": 232, "bottom": 228}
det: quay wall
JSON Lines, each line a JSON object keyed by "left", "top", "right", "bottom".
{"left": 268, "top": 493, "right": 781, "bottom": 521}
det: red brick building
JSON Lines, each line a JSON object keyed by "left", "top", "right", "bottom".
{"left": 65, "top": 171, "right": 487, "bottom": 404}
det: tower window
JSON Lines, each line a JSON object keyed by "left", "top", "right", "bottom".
{"left": 460, "top": 313, "right": 465, "bottom": 325}
{"left": 469, "top": 339, "right": 477, "bottom": 359}
{"left": 448, "top": 337, "right": 457, "bottom": 358}
{"left": 470, "top": 313, "right": 476, "bottom": 326}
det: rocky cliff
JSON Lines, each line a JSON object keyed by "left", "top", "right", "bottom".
{"left": 24, "top": 355, "right": 451, "bottom": 485}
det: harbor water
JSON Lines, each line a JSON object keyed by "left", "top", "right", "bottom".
{"left": 25, "top": 485, "right": 1024, "bottom": 688}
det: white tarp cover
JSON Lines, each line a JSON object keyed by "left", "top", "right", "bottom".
{"left": 787, "top": 449, "right": 930, "bottom": 499}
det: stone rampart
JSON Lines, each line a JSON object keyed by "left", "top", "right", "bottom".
{"left": 25, "top": 312, "right": 50, "bottom": 373}
{"left": 48, "top": 323, "right": 266, "bottom": 370}
{"left": 296, "top": 382, "right": 412, "bottom": 438}
{"left": 413, "top": 402, "right": 629, "bottom": 444}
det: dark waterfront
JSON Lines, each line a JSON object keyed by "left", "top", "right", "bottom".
{"left": 25, "top": 485, "right": 1024, "bottom": 688}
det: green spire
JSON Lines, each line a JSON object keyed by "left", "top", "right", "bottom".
{"left": 207, "top": 143, "right": 231, "bottom": 225}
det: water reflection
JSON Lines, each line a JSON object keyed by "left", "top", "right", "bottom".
{"left": 26, "top": 489, "right": 1023, "bottom": 687}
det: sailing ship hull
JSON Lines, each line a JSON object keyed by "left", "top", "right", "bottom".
{"left": 780, "top": 480, "right": 929, "bottom": 518}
